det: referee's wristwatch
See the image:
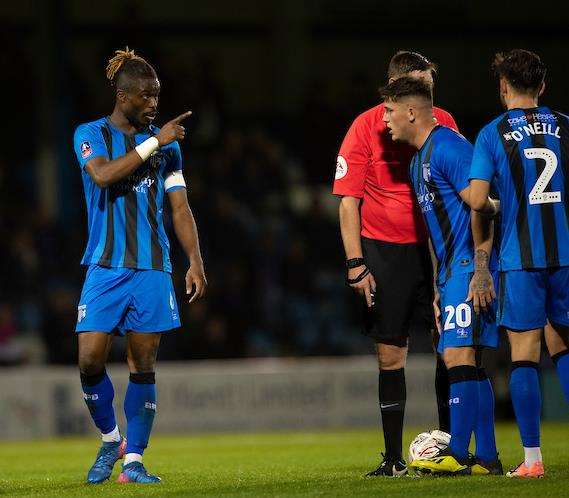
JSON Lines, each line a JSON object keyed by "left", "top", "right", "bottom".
{"left": 346, "top": 257, "right": 365, "bottom": 269}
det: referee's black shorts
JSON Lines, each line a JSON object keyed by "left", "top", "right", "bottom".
{"left": 361, "top": 237, "right": 435, "bottom": 347}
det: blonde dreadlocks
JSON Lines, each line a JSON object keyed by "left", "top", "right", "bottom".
{"left": 105, "top": 47, "right": 157, "bottom": 89}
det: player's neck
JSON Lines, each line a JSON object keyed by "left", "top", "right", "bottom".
{"left": 109, "top": 108, "right": 142, "bottom": 135}
{"left": 412, "top": 120, "right": 437, "bottom": 150}
{"left": 506, "top": 95, "right": 539, "bottom": 111}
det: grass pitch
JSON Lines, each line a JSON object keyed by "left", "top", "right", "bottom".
{"left": 1, "top": 423, "right": 567, "bottom": 497}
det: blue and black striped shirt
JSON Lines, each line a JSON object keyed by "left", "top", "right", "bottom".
{"left": 410, "top": 125, "right": 476, "bottom": 284}
{"left": 73, "top": 117, "right": 186, "bottom": 273}
{"left": 471, "top": 106, "right": 569, "bottom": 271}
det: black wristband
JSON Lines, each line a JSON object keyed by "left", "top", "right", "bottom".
{"left": 346, "top": 257, "right": 365, "bottom": 269}
{"left": 347, "top": 267, "right": 370, "bottom": 285}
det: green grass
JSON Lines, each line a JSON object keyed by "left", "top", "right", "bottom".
{"left": 0, "top": 423, "right": 567, "bottom": 497}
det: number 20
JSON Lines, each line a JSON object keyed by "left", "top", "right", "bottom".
{"left": 444, "top": 303, "right": 471, "bottom": 330}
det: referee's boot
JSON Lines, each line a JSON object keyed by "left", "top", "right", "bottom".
{"left": 409, "top": 448, "right": 469, "bottom": 475}
{"left": 86, "top": 438, "right": 126, "bottom": 484}
{"left": 365, "top": 453, "right": 407, "bottom": 477}
{"left": 469, "top": 454, "right": 504, "bottom": 475}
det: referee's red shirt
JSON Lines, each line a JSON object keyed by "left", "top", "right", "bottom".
{"left": 333, "top": 103, "right": 458, "bottom": 244}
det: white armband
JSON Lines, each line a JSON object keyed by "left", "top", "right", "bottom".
{"left": 164, "top": 170, "right": 187, "bottom": 191}
{"left": 135, "top": 136, "right": 159, "bottom": 161}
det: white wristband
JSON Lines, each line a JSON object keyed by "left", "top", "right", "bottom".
{"left": 135, "top": 136, "right": 159, "bottom": 161}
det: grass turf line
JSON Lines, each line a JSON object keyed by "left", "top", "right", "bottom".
{"left": 0, "top": 423, "right": 567, "bottom": 497}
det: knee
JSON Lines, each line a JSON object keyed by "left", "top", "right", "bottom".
{"left": 128, "top": 349, "right": 158, "bottom": 373}
{"left": 509, "top": 330, "right": 541, "bottom": 362}
{"left": 78, "top": 354, "right": 105, "bottom": 376}
{"left": 378, "top": 346, "right": 407, "bottom": 370}
{"left": 443, "top": 347, "right": 475, "bottom": 369}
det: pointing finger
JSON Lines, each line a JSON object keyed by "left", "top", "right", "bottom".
{"left": 172, "top": 111, "right": 193, "bottom": 124}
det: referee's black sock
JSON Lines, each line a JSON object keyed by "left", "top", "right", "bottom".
{"left": 435, "top": 354, "right": 450, "bottom": 432}
{"left": 378, "top": 368, "right": 406, "bottom": 460}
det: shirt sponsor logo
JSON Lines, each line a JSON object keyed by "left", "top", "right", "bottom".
{"left": 83, "top": 393, "right": 99, "bottom": 401}
{"left": 508, "top": 113, "right": 556, "bottom": 126}
{"left": 416, "top": 161, "right": 434, "bottom": 213}
{"left": 422, "top": 162, "right": 431, "bottom": 182}
{"left": 335, "top": 155, "right": 348, "bottom": 180}
{"left": 80, "top": 141, "right": 92, "bottom": 159}
{"left": 77, "top": 304, "right": 87, "bottom": 323}
{"left": 132, "top": 177, "right": 155, "bottom": 193}
{"left": 449, "top": 397, "right": 460, "bottom": 405}
{"left": 145, "top": 402, "right": 157, "bottom": 411}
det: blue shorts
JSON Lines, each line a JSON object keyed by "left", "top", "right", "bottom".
{"left": 76, "top": 265, "right": 181, "bottom": 335}
{"left": 437, "top": 272, "right": 499, "bottom": 353}
{"left": 498, "top": 267, "right": 569, "bottom": 331}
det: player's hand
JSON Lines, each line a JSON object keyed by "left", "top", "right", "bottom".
{"left": 466, "top": 269, "right": 496, "bottom": 314}
{"left": 348, "top": 266, "right": 376, "bottom": 308}
{"left": 157, "top": 111, "right": 192, "bottom": 146}
{"left": 433, "top": 290, "right": 442, "bottom": 334}
{"left": 185, "top": 261, "right": 207, "bottom": 303}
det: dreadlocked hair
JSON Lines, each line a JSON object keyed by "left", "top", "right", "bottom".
{"left": 105, "top": 47, "right": 157, "bottom": 89}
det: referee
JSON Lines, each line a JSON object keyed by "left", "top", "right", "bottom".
{"left": 333, "top": 51, "right": 458, "bottom": 477}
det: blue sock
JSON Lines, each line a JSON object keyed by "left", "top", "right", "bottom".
{"left": 124, "top": 372, "right": 157, "bottom": 455}
{"left": 474, "top": 369, "right": 498, "bottom": 462}
{"left": 552, "top": 350, "right": 569, "bottom": 403}
{"left": 510, "top": 362, "right": 541, "bottom": 448}
{"left": 448, "top": 365, "right": 479, "bottom": 460}
{"left": 81, "top": 369, "right": 117, "bottom": 434}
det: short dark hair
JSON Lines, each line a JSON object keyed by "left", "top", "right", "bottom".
{"left": 106, "top": 47, "right": 158, "bottom": 90}
{"left": 387, "top": 51, "right": 437, "bottom": 79}
{"left": 379, "top": 76, "right": 433, "bottom": 103}
{"left": 492, "top": 49, "right": 546, "bottom": 95}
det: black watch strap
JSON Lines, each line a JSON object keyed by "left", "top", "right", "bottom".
{"left": 346, "top": 257, "right": 365, "bottom": 269}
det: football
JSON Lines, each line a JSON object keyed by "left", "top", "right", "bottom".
{"left": 408, "top": 430, "right": 451, "bottom": 463}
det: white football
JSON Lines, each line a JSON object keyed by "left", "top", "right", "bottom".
{"left": 408, "top": 430, "right": 450, "bottom": 462}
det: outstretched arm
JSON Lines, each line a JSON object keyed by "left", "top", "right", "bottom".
{"left": 168, "top": 187, "right": 207, "bottom": 303}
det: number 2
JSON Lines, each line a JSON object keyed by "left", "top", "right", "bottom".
{"left": 525, "top": 147, "right": 562, "bottom": 205}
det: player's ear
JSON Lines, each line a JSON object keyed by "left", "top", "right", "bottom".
{"left": 407, "top": 104, "right": 415, "bottom": 123}
{"left": 538, "top": 81, "right": 546, "bottom": 98}
{"left": 116, "top": 89, "right": 128, "bottom": 104}
{"left": 499, "top": 78, "right": 508, "bottom": 97}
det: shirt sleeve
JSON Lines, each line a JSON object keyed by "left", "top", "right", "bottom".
{"left": 439, "top": 136, "right": 473, "bottom": 193}
{"left": 73, "top": 124, "right": 109, "bottom": 169}
{"left": 434, "top": 108, "right": 459, "bottom": 132}
{"left": 332, "top": 113, "right": 372, "bottom": 198}
{"left": 164, "top": 141, "right": 187, "bottom": 192}
{"left": 470, "top": 127, "right": 496, "bottom": 182}
{"left": 443, "top": 113, "right": 459, "bottom": 132}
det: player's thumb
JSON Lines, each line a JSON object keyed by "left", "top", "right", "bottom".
{"left": 185, "top": 275, "right": 194, "bottom": 294}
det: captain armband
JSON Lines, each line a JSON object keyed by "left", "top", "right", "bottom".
{"left": 164, "top": 170, "right": 187, "bottom": 192}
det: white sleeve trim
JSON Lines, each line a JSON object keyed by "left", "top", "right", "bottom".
{"left": 164, "top": 170, "right": 187, "bottom": 191}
